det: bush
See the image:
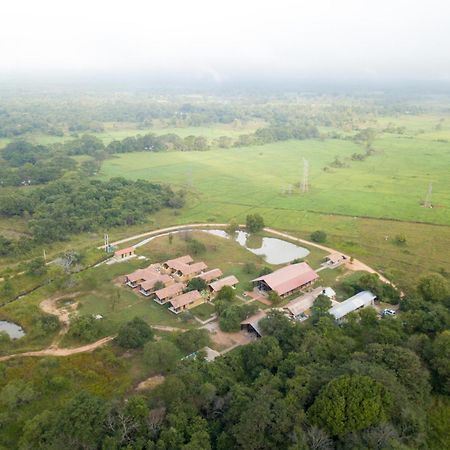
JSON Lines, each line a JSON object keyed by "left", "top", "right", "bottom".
{"left": 246, "top": 214, "right": 265, "bottom": 233}
{"left": 186, "top": 277, "right": 207, "bottom": 292}
{"left": 68, "top": 315, "right": 103, "bottom": 342}
{"left": 143, "top": 341, "right": 178, "bottom": 373}
{"left": 188, "top": 239, "right": 207, "bottom": 255}
{"left": 311, "top": 230, "right": 327, "bottom": 243}
{"left": 174, "top": 329, "right": 210, "bottom": 354}
{"left": 116, "top": 317, "right": 154, "bottom": 349}
{"left": 216, "top": 285, "right": 235, "bottom": 302}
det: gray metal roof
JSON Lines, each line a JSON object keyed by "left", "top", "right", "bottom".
{"left": 329, "top": 290, "right": 376, "bottom": 320}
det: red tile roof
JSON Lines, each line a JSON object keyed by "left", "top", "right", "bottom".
{"left": 155, "top": 282, "right": 185, "bottom": 300}
{"left": 169, "top": 290, "right": 202, "bottom": 309}
{"left": 164, "top": 255, "right": 194, "bottom": 270}
{"left": 115, "top": 246, "right": 135, "bottom": 256}
{"left": 177, "top": 261, "right": 207, "bottom": 276}
{"left": 252, "top": 262, "right": 318, "bottom": 296}
{"left": 198, "top": 268, "right": 223, "bottom": 282}
{"left": 126, "top": 267, "right": 159, "bottom": 283}
{"left": 140, "top": 274, "right": 172, "bottom": 291}
{"left": 209, "top": 275, "right": 239, "bottom": 292}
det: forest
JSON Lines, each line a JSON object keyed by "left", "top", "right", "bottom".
{"left": 5, "top": 274, "right": 449, "bottom": 450}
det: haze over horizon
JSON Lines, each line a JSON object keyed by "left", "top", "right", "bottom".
{"left": 2, "top": 0, "right": 450, "bottom": 85}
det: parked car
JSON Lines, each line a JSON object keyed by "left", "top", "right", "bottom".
{"left": 381, "top": 309, "right": 396, "bottom": 316}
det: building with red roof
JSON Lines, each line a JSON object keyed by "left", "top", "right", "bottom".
{"left": 252, "top": 262, "right": 318, "bottom": 297}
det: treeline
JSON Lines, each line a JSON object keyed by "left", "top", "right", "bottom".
{"left": 0, "top": 177, "right": 184, "bottom": 250}
{"left": 11, "top": 275, "right": 450, "bottom": 450}
{"left": 0, "top": 141, "right": 77, "bottom": 187}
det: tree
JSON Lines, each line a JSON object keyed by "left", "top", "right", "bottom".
{"left": 417, "top": 273, "right": 449, "bottom": 303}
{"left": 268, "top": 290, "right": 282, "bottom": 305}
{"left": 116, "top": 317, "right": 154, "bottom": 349}
{"left": 216, "top": 285, "right": 235, "bottom": 302}
{"left": 226, "top": 219, "right": 239, "bottom": 234}
{"left": 144, "top": 341, "right": 178, "bottom": 373}
{"left": 430, "top": 331, "right": 450, "bottom": 394}
{"left": 311, "top": 295, "right": 332, "bottom": 323}
{"left": 307, "top": 375, "right": 392, "bottom": 436}
{"left": 26, "top": 257, "right": 47, "bottom": 277}
{"left": 188, "top": 239, "right": 206, "bottom": 255}
{"left": 68, "top": 315, "right": 103, "bottom": 342}
{"left": 174, "top": 329, "right": 210, "bottom": 354}
{"left": 186, "top": 277, "right": 207, "bottom": 292}
{"left": 311, "top": 230, "right": 327, "bottom": 243}
{"left": 246, "top": 214, "right": 264, "bottom": 233}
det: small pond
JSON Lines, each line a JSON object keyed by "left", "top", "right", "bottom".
{"left": 204, "top": 229, "right": 310, "bottom": 264}
{"left": 0, "top": 320, "right": 26, "bottom": 339}
{"left": 134, "top": 228, "right": 309, "bottom": 264}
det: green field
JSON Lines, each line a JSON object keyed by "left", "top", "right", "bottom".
{"left": 101, "top": 137, "right": 450, "bottom": 225}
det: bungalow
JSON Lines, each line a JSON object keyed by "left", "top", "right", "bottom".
{"left": 328, "top": 290, "right": 376, "bottom": 321}
{"left": 325, "top": 252, "right": 347, "bottom": 266}
{"left": 138, "top": 274, "right": 173, "bottom": 297}
{"left": 114, "top": 247, "right": 135, "bottom": 260}
{"left": 168, "top": 290, "right": 204, "bottom": 314}
{"left": 240, "top": 311, "right": 268, "bottom": 337}
{"left": 153, "top": 282, "right": 185, "bottom": 305}
{"left": 283, "top": 286, "right": 325, "bottom": 318}
{"left": 125, "top": 267, "right": 159, "bottom": 288}
{"left": 173, "top": 262, "right": 208, "bottom": 282}
{"left": 161, "top": 255, "right": 194, "bottom": 274}
{"left": 252, "top": 262, "right": 318, "bottom": 298}
{"left": 209, "top": 275, "right": 239, "bottom": 294}
{"left": 198, "top": 268, "right": 223, "bottom": 283}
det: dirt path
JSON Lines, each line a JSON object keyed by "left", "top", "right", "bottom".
{"left": 103, "top": 223, "right": 394, "bottom": 287}
{"left": 0, "top": 336, "right": 115, "bottom": 362}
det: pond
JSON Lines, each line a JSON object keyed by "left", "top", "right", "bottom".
{"left": 134, "top": 228, "right": 310, "bottom": 264}
{"left": 204, "top": 229, "right": 310, "bottom": 264}
{"left": 0, "top": 320, "right": 26, "bottom": 339}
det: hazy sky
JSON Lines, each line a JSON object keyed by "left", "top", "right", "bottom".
{"left": 2, "top": 0, "right": 450, "bottom": 82}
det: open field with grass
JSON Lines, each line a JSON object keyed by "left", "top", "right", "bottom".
{"left": 101, "top": 137, "right": 450, "bottom": 225}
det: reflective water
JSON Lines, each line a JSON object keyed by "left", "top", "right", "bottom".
{"left": 0, "top": 321, "right": 25, "bottom": 339}
{"left": 134, "top": 228, "right": 310, "bottom": 264}
{"left": 204, "top": 230, "right": 310, "bottom": 264}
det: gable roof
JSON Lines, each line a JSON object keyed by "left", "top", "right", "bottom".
{"left": 140, "top": 274, "right": 172, "bottom": 291}
{"left": 241, "top": 310, "right": 267, "bottom": 336}
{"left": 252, "top": 262, "right": 318, "bottom": 296}
{"left": 169, "top": 290, "right": 202, "bottom": 309}
{"left": 198, "top": 268, "right": 223, "bottom": 282}
{"left": 209, "top": 275, "right": 239, "bottom": 292}
{"left": 115, "top": 246, "right": 135, "bottom": 256}
{"left": 284, "top": 286, "right": 324, "bottom": 316}
{"left": 329, "top": 290, "right": 376, "bottom": 320}
{"left": 127, "top": 267, "right": 159, "bottom": 283}
{"left": 155, "top": 282, "right": 185, "bottom": 300}
{"left": 164, "top": 255, "right": 194, "bottom": 270}
{"left": 177, "top": 261, "right": 208, "bottom": 276}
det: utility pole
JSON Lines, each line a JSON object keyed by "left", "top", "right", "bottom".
{"left": 424, "top": 182, "right": 433, "bottom": 208}
{"left": 104, "top": 233, "right": 110, "bottom": 252}
{"left": 301, "top": 158, "right": 309, "bottom": 193}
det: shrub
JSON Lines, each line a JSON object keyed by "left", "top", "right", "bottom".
{"left": 246, "top": 214, "right": 265, "bottom": 233}
{"left": 116, "top": 317, "right": 154, "bottom": 349}
{"left": 311, "top": 230, "right": 327, "bottom": 243}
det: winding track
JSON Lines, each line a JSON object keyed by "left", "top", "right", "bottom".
{"left": 1, "top": 224, "right": 394, "bottom": 362}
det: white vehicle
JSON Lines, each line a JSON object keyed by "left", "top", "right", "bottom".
{"left": 382, "top": 309, "right": 396, "bottom": 316}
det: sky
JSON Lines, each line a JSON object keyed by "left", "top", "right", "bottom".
{"left": 1, "top": 0, "right": 450, "bottom": 83}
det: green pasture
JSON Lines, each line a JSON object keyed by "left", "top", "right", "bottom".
{"left": 101, "top": 137, "right": 450, "bottom": 225}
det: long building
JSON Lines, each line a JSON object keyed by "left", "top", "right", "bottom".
{"left": 252, "top": 262, "right": 318, "bottom": 297}
{"left": 328, "top": 291, "right": 376, "bottom": 321}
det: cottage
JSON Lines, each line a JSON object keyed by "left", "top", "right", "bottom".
{"left": 161, "top": 255, "right": 194, "bottom": 274}
{"left": 125, "top": 267, "right": 159, "bottom": 288}
{"left": 114, "top": 247, "right": 135, "bottom": 260}
{"left": 198, "top": 268, "right": 223, "bottom": 283}
{"left": 154, "top": 282, "right": 185, "bottom": 305}
{"left": 168, "top": 290, "right": 204, "bottom": 314}
{"left": 328, "top": 290, "right": 376, "bottom": 321}
{"left": 283, "top": 286, "right": 325, "bottom": 318}
{"left": 252, "top": 262, "right": 318, "bottom": 297}
{"left": 139, "top": 274, "right": 173, "bottom": 296}
{"left": 209, "top": 275, "right": 239, "bottom": 294}
{"left": 240, "top": 311, "right": 267, "bottom": 337}
{"left": 173, "top": 261, "right": 208, "bottom": 282}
